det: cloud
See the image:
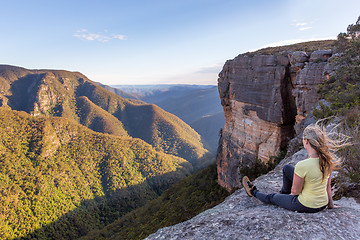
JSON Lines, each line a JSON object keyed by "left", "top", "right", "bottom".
{"left": 113, "top": 34, "right": 126, "bottom": 40}
{"left": 293, "top": 20, "right": 312, "bottom": 31}
{"left": 295, "top": 22, "right": 308, "bottom": 27}
{"left": 299, "top": 26, "right": 312, "bottom": 31}
{"left": 74, "top": 29, "right": 126, "bottom": 42}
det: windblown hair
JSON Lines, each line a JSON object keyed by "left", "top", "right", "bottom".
{"left": 303, "top": 121, "right": 350, "bottom": 181}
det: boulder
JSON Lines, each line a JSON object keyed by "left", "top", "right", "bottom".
{"left": 290, "top": 51, "right": 309, "bottom": 64}
{"left": 309, "top": 50, "right": 332, "bottom": 62}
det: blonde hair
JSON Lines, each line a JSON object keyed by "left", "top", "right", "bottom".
{"left": 303, "top": 121, "right": 350, "bottom": 181}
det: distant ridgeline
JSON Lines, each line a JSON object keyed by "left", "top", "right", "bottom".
{"left": 0, "top": 65, "right": 211, "bottom": 239}
{"left": 100, "top": 84, "right": 225, "bottom": 153}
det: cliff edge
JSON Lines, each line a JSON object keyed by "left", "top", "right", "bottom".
{"left": 146, "top": 149, "right": 360, "bottom": 239}
{"left": 217, "top": 49, "right": 333, "bottom": 191}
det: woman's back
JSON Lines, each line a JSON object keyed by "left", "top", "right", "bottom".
{"left": 295, "top": 157, "right": 329, "bottom": 208}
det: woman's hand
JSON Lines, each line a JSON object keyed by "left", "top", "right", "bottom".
{"left": 328, "top": 204, "right": 340, "bottom": 209}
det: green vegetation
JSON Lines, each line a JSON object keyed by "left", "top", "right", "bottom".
{"left": 0, "top": 108, "right": 192, "bottom": 240}
{"left": 332, "top": 119, "right": 360, "bottom": 202}
{"left": 314, "top": 38, "right": 360, "bottom": 119}
{"left": 311, "top": 17, "right": 360, "bottom": 201}
{"left": 80, "top": 163, "right": 230, "bottom": 240}
{"left": 76, "top": 96, "right": 129, "bottom": 137}
{"left": 240, "top": 149, "right": 287, "bottom": 181}
{"left": 0, "top": 65, "right": 214, "bottom": 240}
{"left": 314, "top": 17, "right": 360, "bottom": 120}
{"left": 252, "top": 40, "right": 336, "bottom": 55}
{"left": 132, "top": 86, "right": 224, "bottom": 153}
{"left": 76, "top": 81, "right": 208, "bottom": 166}
{"left": 117, "top": 103, "right": 207, "bottom": 167}
{"left": 0, "top": 66, "right": 208, "bottom": 168}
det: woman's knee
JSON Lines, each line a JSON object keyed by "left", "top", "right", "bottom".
{"left": 271, "top": 194, "right": 297, "bottom": 210}
{"left": 282, "top": 164, "right": 293, "bottom": 174}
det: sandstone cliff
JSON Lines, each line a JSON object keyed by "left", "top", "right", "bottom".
{"left": 217, "top": 49, "right": 333, "bottom": 191}
{"left": 146, "top": 149, "right": 360, "bottom": 240}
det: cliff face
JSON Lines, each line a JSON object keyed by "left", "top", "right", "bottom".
{"left": 217, "top": 50, "right": 333, "bottom": 191}
{"left": 147, "top": 149, "right": 360, "bottom": 240}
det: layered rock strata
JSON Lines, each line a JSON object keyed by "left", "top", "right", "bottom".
{"left": 217, "top": 50, "right": 332, "bottom": 191}
{"left": 291, "top": 49, "right": 333, "bottom": 134}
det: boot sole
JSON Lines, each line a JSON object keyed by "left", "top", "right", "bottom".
{"left": 242, "top": 176, "right": 253, "bottom": 197}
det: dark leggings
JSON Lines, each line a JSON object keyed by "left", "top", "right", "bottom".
{"left": 253, "top": 164, "right": 326, "bottom": 213}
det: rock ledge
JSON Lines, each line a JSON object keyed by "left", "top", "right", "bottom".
{"left": 146, "top": 150, "right": 360, "bottom": 240}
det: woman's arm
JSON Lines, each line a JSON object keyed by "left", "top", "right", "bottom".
{"left": 327, "top": 174, "right": 335, "bottom": 208}
{"left": 291, "top": 173, "right": 304, "bottom": 195}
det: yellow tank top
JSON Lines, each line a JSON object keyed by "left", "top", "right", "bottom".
{"left": 294, "top": 158, "right": 329, "bottom": 208}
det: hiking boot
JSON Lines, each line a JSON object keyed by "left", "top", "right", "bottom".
{"left": 242, "top": 176, "right": 257, "bottom": 197}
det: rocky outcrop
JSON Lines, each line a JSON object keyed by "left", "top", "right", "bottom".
{"left": 217, "top": 54, "right": 295, "bottom": 191}
{"left": 146, "top": 149, "right": 360, "bottom": 240}
{"left": 217, "top": 50, "right": 333, "bottom": 191}
{"left": 291, "top": 50, "right": 333, "bottom": 134}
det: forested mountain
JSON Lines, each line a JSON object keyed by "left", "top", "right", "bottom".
{"left": 0, "top": 108, "right": 192, "bottom": 239}
{"left": 106, "top": 84, "right": 225, "bottom": 152}
{"left": 0, "top": 65, "right": 208, "bottom": 167}
{"left": 0, "top": 65, "right": 214, "bottom": 239}
{"left": 149, "top": 86, "right": 224, "bottom": 151}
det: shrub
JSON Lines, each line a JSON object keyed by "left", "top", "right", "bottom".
{"left": 316, "top": 18, "right": 360, "bottom": 118}
{"left": 240, "top": 149, "right": 287, "bottom": 181}
{"left": 332, "top": 118, "right": 360, "bottom": 201}
{"left": 313, "top": 17, "right": 360, "bottom": 196}
{"left": 336, "top": 116, "right": 360, "bottom": 183}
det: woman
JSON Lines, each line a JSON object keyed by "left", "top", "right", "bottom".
{"left": 242, "top": 123, "right": 346, "bottom": 213}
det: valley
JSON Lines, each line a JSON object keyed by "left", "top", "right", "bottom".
{"left": 103, "top": 84, "right": 225, "bottom": 152}
{"left": 0, "top": 66, "right": 215, "bottom": 239}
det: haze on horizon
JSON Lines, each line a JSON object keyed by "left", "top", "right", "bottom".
{"left": 1, "top": 0, "right": 359, "bottom": 85}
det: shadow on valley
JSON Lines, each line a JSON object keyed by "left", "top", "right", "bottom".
{"left": 17, "top": 168, "right": 189, "bottom": 240}
{"left": 7, "top": 74, "right": 43, "bottom": 113}
{"left": 0, "top": 66, "right": 215, "bottom": 240}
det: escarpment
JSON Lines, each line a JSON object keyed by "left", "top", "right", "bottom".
{"left": 217, "top": 49, "right": 333, "bottom": 191}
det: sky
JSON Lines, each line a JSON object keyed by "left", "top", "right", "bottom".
{"left": 1, "top": 0, "right": 359, "bottom": 85}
